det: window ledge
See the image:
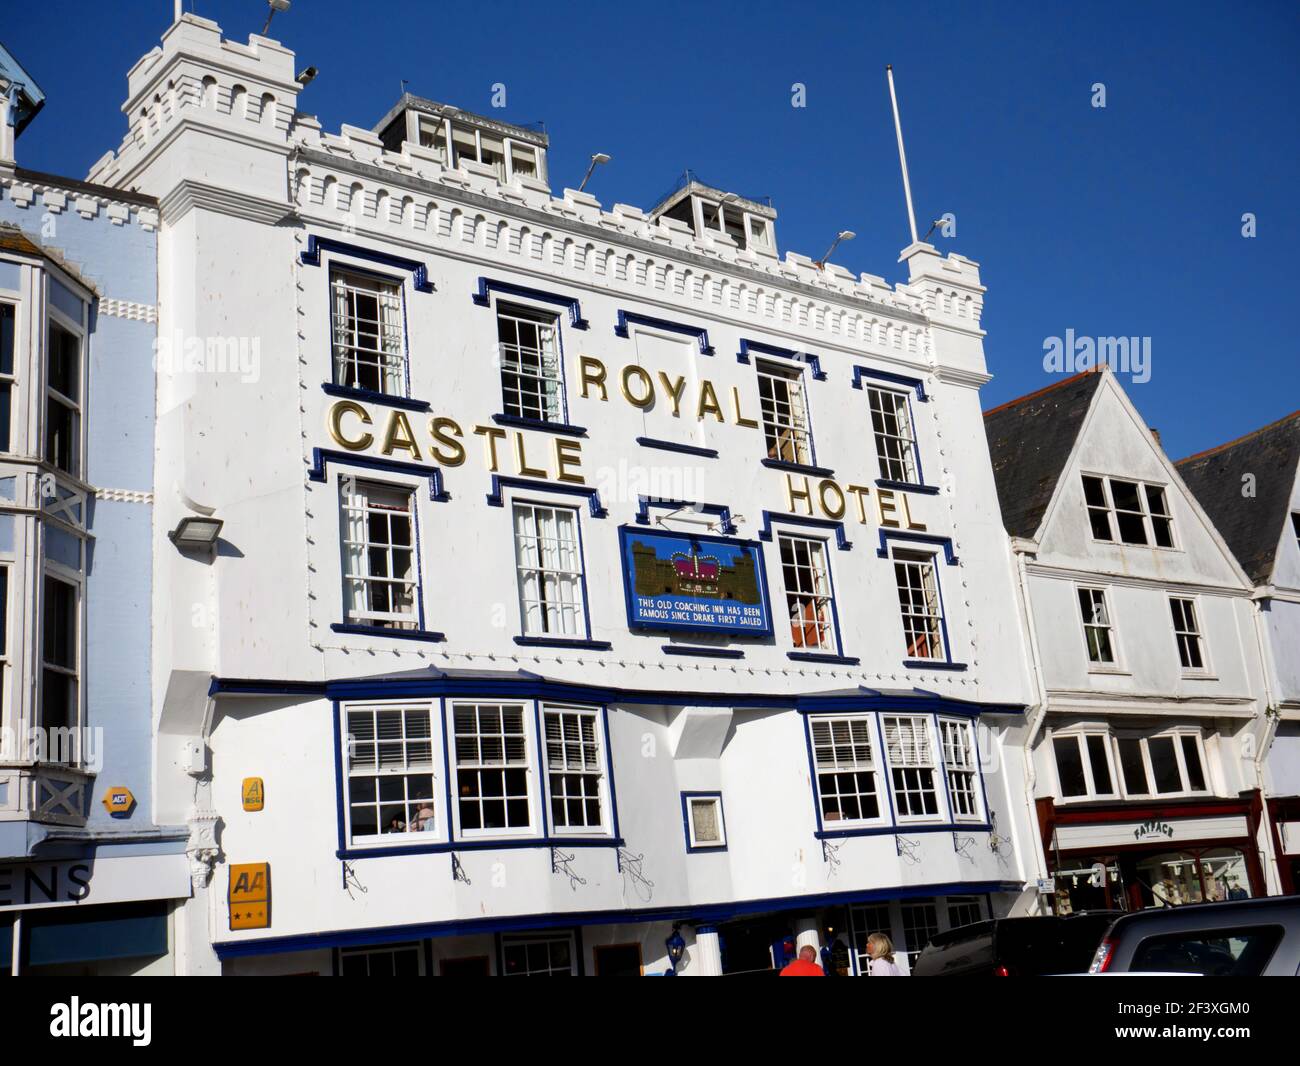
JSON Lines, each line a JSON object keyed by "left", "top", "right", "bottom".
{"left": 635, "top": 437, "right": 719, "bottom": 459}
{"left": 1087, "top": 666, "right": 1132, "bottom": 677}
{"left": 337, "top": 835, "right": 624, "bottom": 859}
{"left": 514, "top": 636, "right": 612, "bottom": 651}
{"left": 321, "top": 383, "right": 430, "bottom": 412}
{"left": 331, "top": 622, "right": 446, "bottom": 643}
{"left": 788, "top": 651, "right": 861, "bottom": 666}
{"left": 492, "top": 413, "right": 588, "bottom": 437}
{"left": 663, "top": 645, "right": 745, "bottom": 659}
{"left": 761, "top": 458, "right": 835, "bottom": 478}
{"left": 1180, "top": 671, "right": 1219, "bottom": 681}
{"left": 902, "top": 659, "right": 968, "bottom": 671}
{"left": 875, "top": 479, "right": 940, "bottom": 496}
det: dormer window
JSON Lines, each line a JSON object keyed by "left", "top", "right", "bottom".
{"left": 649, "top": 178, "right": 778, "bottom": 255}
{"left": 381, "top": 98, "right": 547, "bottom": 186}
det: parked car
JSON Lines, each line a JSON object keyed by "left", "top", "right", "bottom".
{"left": 912, "top": 912, "right": 1121, "bottom": 976}
{"left": 1089, "top": 896, "right": 1300, "bottom": 976}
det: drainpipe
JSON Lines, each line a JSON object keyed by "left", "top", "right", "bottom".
{"left": 10, "top": 912, "right": 21, "bottom": 976}
{"left": 1248, "top": 588, "right": 1282, "bottom": 895}
{"left": 1009, "top": 537, "right": 1052, "bottom": 907}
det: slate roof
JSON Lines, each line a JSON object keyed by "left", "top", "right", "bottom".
{"left": 1176, "top": 411, "right": 1300, "bottom": 585}
{"left": 982, "top": 370, "right": 1105, "bottom": 539}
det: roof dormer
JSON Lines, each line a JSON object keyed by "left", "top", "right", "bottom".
{"left": 373, "top": 93, "right": 549, "bottom": 189}
{"left": 649, "top": 174, "right": 777, "bottom": 256}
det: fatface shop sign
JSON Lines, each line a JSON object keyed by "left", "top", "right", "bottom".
{"left": 0, "top": 854, "right": 191, "bottom": 912}
{"left": 619, "top": 528, "right": 772, "bottom": 636}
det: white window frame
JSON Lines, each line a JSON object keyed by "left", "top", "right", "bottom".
{"left": 329, "top": 268, "right": 406, "bottom": 397}
{"left": 1048, "top": 728, "right": 1120, "bottom": 802}
{"left": 1116, "top": 729, "right": 1212, "bottom": 799}
{"left": 1169, "top": 595, "right": 1210, "bottom": 674}
{"left": 939, "top": 717, "right": 983, "bottom": 821}
{"left": 448, "top": 700, "right": 538, "bottom": 840}
{"left": 891, "top": 548, "right": 947, "bottom": 661}
{"left": 338, "top": 943, "right": 425, "bottom": 976}
{"left": 883, "top": 714, "right": 945, "bottom": 823}
{"left": 756, "top": 359, "right": 814, "bottom": 466}
{"left": 500, "top": 932, "right": 578, "bottom": 976}
{"left": 338, "top": 477, "right": 420, "bottom": 630}
{"left": 1080, "top": 474, "right": 1177, "bottom": 549}
{"left": 866, "top": 384, "right": 919, "bottom": 484}
{"left": 1076, "top": 584, "right": 1122, "bottom": 669}
{"left": 808, "top": 714, "right": 886, "bottom": 829}
{"left": 341, "top": 702, "right": 440, "bottom": 846}
{"left": 512, "top": 501, "right": 588, "bottom": 640}
{"left": 777, "top": 532, "right": 837, "bottom": 652}
{"left": 496, "top": 302, "right": 565, "bottom": 424}
{"left": 44, "top": 308, "right": 84, "bottom": 480}
{"left": 541, "top": 702, "right": 610, "bottom": 836}
{"left": 684, "top": 792, "right": 727, "bottom": 849}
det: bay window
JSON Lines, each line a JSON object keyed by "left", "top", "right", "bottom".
{"left": 452, "top": 702, "right": 532, "bottom": 833}
{"left": 0, "top": 302, "right": 14, "bottom": 452}
{"left": 343, "top": 705, "right": 435, "bottom": 841}
{"left": 883, "top": 715, "right": 940, "bottom": 819}
{"left": 543, "top": 704, "right": 605, "bottom": 832}
{"left": 940, "top": 718, "right": 981, "bottom": 819}
{"left": 810, "top": 715, "right": 881, "bottom": 825}
{"left": 1052, "top": 731, "right": 1117, "bottom": 799}
{"left": 40, "top": 573, "right": 79, "bottom": 749}
{"left": 45, "top": 320, "right": 81, "bottom": 477}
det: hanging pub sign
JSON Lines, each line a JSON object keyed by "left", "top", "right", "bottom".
{"left": 619, "top": 527, "right": 772, "bottom": 636}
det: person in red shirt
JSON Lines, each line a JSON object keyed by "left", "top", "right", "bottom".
{"left": 779, "top": 944, "right": 825, "bottom": 976}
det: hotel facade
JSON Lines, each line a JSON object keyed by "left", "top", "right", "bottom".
{"left": 81, "top": 14, "right": 1046, "bottom": 975}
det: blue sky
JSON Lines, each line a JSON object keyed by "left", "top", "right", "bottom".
{"left": 5, "top": 1, "right": 1297, "bottom": 458}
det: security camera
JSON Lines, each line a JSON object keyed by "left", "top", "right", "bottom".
{"left": 296, "top": 66, "right": 318, "bottom": 87}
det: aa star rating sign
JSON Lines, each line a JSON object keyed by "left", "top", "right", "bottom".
{"left": 228, "top": 863, "right": 271, "bottom": 930}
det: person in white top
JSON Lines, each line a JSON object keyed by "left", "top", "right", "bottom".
{"left": 867, "top": 933, "right": 904, "bottom": 976}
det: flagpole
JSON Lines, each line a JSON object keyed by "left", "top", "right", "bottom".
{"left": 886, "top": 64, "right": 919, "bottom": 245}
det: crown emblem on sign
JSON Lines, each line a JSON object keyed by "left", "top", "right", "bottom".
{"left": 671, "top": 549, "right": 721, "bottom": 597}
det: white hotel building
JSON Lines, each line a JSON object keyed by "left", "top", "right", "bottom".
{"left": 89, "top": 14, "right": 1042, "bottom": 975}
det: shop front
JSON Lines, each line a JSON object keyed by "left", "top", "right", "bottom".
{"left": 1036, "top": 793, "right": 1267, "bottom": 915}
{"left": 1266, "top": 796, "right": 1300, "bottom": 895}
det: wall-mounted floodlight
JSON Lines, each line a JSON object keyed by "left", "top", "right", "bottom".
{"left": 814, "top": 230, "right": 856, "bottom": 269}
{"left": 169, "top": 516, "right": 224, "bottom": 552}
{"left": 577, "top": 152, "right": 611, "bottom": 193}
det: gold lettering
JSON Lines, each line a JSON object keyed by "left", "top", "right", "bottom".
{"left": 900, "top": 492, "right": 927, "bottom": 531}
{"left": 785, "top": 474, "right": 813, "bottom": 516}
{"left": 818, "top": 479, "right": 846, "bottom": 520}
{"left": 579, "top": 356, "right": 608, "bottom": 401}
{"left": 621, "top": 365, "right": 655, "bottom": 408}
{"left": 512, "top": 432, "right": 547, "bottom": 479}
{"left": 554, "top": 438, "right": 585, "bottom": 484}
{"left": 697, "top": 380, "right": 724, "bottom": 422}
{"left": 473, "top": 425, "right": 507, "bottom": 472}
{"left": 877, "top": 488, "right": 901, "bottom": 528}
{"left": 846, "top": 484, "right": 872, "bottom": 524}
{"left": 381, "top": 410, "right": 421, "bottom": 460}
{"left": 658, "top": 372, "right": 687, "bottom": 417}
{"left": 327, "top": 400, "right": 373, "bottom": 451}
{"left": 429, "top": 417, "right": 465, "bottom": 467}
{"left": 731, "top": 386, "right": 759, "bottom": 429}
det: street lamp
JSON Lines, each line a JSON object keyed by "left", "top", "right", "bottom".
{"left": 814, "top": 230, "right": 856, "bottom": 269}
{"left": 577, "top": 152, "right": 611, "bottom": 193}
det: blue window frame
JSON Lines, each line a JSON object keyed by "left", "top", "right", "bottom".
{"left": 510, "top": 497, "right": 610, "bottom": 650}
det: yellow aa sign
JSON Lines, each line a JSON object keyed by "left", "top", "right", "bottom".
{"left": 242, "top": 777, "right": 265, "bottom": 812}
{"left": 228, "top": 863, "right": 271, "bottom": 930}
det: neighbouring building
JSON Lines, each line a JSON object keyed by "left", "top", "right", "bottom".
{"left": 86, "top": 13, "right": 1042, "bottom": 975}
{"left": 985, "top": 368, "right": 1279, "bottom": 916}
{"left": 0, "top": 43, "right": 189, "bottom": 974}
{"left": 1177, "top": 411, "right": 1300, "bottom": 893}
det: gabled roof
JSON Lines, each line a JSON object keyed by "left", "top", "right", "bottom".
{"left": 1175, "top": 411, "right": 1300, "bottom": 585}
{"left": 982, "top": 370, "right": 1104, "bottom": 539}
